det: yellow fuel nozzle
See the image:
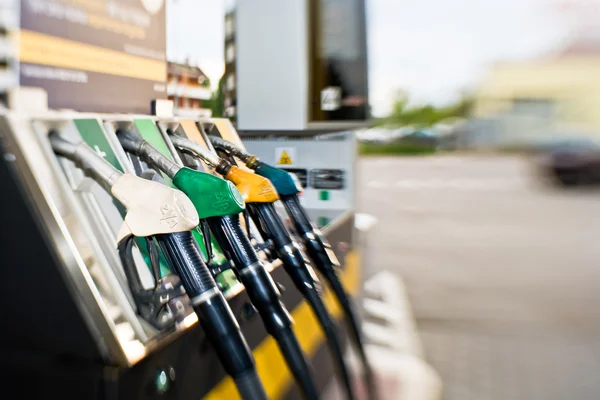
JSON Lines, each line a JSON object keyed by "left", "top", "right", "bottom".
{"left": 225, "top": 165, "right": 279, "bottom": 203}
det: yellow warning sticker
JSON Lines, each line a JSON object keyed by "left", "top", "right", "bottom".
{"left": 275, "top": 147, "right": 295, "bottom": 165}
{"left": 278, "top": 151, "right": 292, "bottom": 165}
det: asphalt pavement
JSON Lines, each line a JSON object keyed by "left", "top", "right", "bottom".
{"left": 358, "top": 154, "right": 600, "bottom": 400}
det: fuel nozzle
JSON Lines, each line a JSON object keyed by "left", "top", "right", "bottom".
{"left": 50, "top": 132, "right": 199, "bottom": 239}
{"left": 169, "top": 135, "right": 221, "bottom": 167}
{"left": 53, "top": 131, "right": 267, "bottom": 399}
{"left": 117, "top": 130, "right": 181, "bottom": 179}
{"left": 49, "top": 132, "right": 122, "bottom": 193}
{"left": 208, "top": 136, "right": 259, "bottom": 168}
{"left": 49, "top": 132, "right": 199, "bottom": 329}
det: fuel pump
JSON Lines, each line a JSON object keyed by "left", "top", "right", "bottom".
{"left": 49, "top": 133, "right": 267, "bottom": 400}
{"left": 169, "top": 134, "right": 357, "bottom": 400}
{"left": 116, "top": 130, "right": 320, "bottom": 400}
{"left": 210, "top": 137, "right": 378, "bottom": 400}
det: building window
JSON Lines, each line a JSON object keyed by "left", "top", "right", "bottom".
{"left": 226, "top": 74, "right": 235, "bottom": 91}
{"left": 226, "top": 43, "right": 235, "bottom": 63}
{"left": 224, "top": 96, "right": 231, "bottom": 108}
{"left": 225, "top": 16, "right": 234, "bottom": 38}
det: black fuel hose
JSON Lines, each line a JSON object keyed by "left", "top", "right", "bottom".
{"left": 207, "top": 214, "right": 320, "bottom": 400}
{"left": 151, "top": 231, "right": 267, "bottom": 400}
{"left": 248, "top": 202, "right": 357, "bottom": 400}
{"left": 281, "top": 194, "right": 378, "bottom": 400}
{"left": 117, "top": 235, "right": 186, "bottom": 330}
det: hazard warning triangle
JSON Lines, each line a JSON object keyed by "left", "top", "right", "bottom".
{"left": 277, "top": 151, "right": 293, "bottom": 165}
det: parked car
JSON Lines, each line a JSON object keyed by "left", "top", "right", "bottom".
{"left": 533, "top": 138, "right": 600, "bottom": 186}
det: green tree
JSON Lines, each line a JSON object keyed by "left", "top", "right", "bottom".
{"left": 380, "top": 90, "right": 473, "bottom": 128}
{"left": 207, "top": 77, "right": 224, "bottom": 117}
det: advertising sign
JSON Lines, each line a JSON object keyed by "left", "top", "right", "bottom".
{"left": 20, "top": 0, "right": 167, "bottom": 113}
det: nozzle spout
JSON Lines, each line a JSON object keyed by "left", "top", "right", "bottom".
{"left": 208, "top": 136, "right": 253, "bottom": 163}
{"left": 49, "top": 132, "right": 122, "bottom": 191}
{"left": 169, "top": 135, "right": 222, "bottom": 167}
{"left": 117, "top": 130, "right": 181, "bottom": 179}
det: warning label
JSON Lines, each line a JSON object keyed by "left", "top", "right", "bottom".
{"left": 275, "top": 147, "right": 296, "bottom": 165}
{"left": 278, "top": 151, "right": 293, "bottom": 164}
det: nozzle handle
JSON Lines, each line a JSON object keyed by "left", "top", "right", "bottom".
{"left": 233, "top": 370, "right": 269, "bottom": 400}
{"left": 117, "top": 131, "right": 181, "bottom": 179}
{"left": 194, "top": 290, "right": 267, "bottom": 400}
{"left": 280, "top": 194, "right": 315, "bottom": 237}
{"left": 206, "top": 214, "right": 293, "bottom": 334}
{"left": 155, "top": 231, "right": 268, "bottom": 399}
{"left": 154, "top": 231, "right": 216, "bottom": 301}
{"left": 247, "top": 202, "right": 319, "bottom": 293}
{"left": 209, "top": 136, "right": 253, "bottom": 162}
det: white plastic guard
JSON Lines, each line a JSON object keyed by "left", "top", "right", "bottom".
{"left": 112, "top": 174, "right": 199, "bottom": 242}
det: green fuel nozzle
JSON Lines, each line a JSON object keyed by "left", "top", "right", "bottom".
{"left": 117, "top": 130, "right": 245, "bottom": 219}
{"left": 173, "top": 168, "right": 245, "bottom": 217}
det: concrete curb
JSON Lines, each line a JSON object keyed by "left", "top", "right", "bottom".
{"left": 361, "top": 270, "right": 442, "bottom": 400}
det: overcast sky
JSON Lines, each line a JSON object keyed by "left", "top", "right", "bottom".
{"left": 167, "top": 0, "right": 574, "bottom": 116}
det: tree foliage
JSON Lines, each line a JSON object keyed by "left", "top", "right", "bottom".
{"left": 381, "top": 90, "right": 473, "bottom": 127}
{"left": 204, "top": 77, "right": 224, "bottom": 118}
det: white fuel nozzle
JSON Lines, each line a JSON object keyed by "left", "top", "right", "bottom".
{"left": 112, "top": 174, "right": 199, "bottom": 242}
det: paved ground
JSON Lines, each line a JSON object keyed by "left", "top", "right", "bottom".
{"left": 358, "top": 155, "right": 600, "bottom": 400}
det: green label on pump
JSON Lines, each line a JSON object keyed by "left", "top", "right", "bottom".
{"left": 74, "top": 119, "right": 126, "bottom": 216}
{"left": 75, "top": 119, "right": 124, "bottom": 173}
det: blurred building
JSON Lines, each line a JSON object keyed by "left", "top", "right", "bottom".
{"left": 222, "top": 0, "right": 369, "bottom": 133}
{"left": 223, "top": 11, "right": 237, "bottom": 121}
{"left": 167, "top": 62, "right": 212, "bottom": 118}
{"left": 472, "top": 37, "right": 600, "bottom": 147}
